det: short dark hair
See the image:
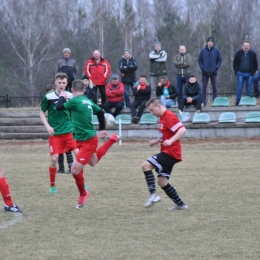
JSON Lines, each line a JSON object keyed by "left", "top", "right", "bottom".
{"left": 72, "top": 79, "right": 85, "bottom": 92}
{"left": 243, "top": 40, "right": 250, "bottom": 45}
{"left": 55, "top": 73, "right": 68, "bottom": 81}
{"left": 139, "top": 75, "right": 147, "bottom": 79}
{"left": 45, "top": 84, "right": 56, "bottom": 93}
{"left": 160, "top": 76, "right": 168, "bottom": 81}
{"left": 189, "top": 74, "right": 196, "bottom": 78}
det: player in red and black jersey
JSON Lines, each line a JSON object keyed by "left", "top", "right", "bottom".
{"left": 142, "top": 97, "right": 188, "bottom": 210}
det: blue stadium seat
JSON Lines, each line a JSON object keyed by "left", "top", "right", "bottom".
{"left": 239, "top": 96, "right": 256, "bottom": 106}
{"left": 218, "top": 112, "right": 236, "bottom": 123}
{"left": 115, "top": 114, "right": 131, "bottom": 125}
{"left": 245, "top": 112, "right": 260, "bottom": 123}
{"left": 192, "top": 113, "right": 210, "bottom": 124}
{"left": 139, "top": 114, "right": 157, "bottom": 125}
{"left": 212, "top": 97, "right": 230, "bottom": 107}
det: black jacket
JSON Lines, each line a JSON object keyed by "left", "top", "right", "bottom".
{"left": 119, "top": 56, "right": 138, "bottom": 84}
{"left": 183, "top": 81, "right": 202, "bottom": 100}
{"left": 84, "top": 86, "right": 97, "bottom": 104}
{"left": 233, "top": 49, "right": 258, "bottom": 75}
{"left": 133, "top": 85, "right": 151, "bottom": 102}
{"left": 156, "top": 82, "right": 178, "bottom": 100}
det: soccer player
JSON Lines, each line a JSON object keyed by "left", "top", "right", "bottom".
{"left": 0, "top": 165, "right": 22, "bottom": 213}
{"left": 56, "top": 80, "right": 120, "bottom": 209}
{"left": 40, "top": 73, "right": 79, "bottom": 193}
{"left": 142, "top": 97, "right": 188, "bottom": 210}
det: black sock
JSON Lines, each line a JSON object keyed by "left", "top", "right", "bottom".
{"left": 58, "top": 154, "right": 64, "bottom": 170}
{"left": 144, "top": 170, "right": 156, "bottom": 194}
{"left": 66, "top": 152, "right": 73, "bottom": 169}
{"left": 162, "top": 183, "right": 185, "bottom": 206}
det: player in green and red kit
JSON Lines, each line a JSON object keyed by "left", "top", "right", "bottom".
{"left": 0, "top": 165, "right": 22, "bottom": 212}
{"left": 142, "top": 97, "right": 188, "bottom": 210}
{"left": 40, "top": 73, "right": 78, "bottom": 193}
{"left": 56, "top": 79, "right": 120, "bottom": 209}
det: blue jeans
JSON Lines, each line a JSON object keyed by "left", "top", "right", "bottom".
{"left": 176, "top": 76, "right": 189, "bottom": 103}
{"left": 253, "top": 72, "right": 260, "bottom": 96}
{"left": 124, "top": 83, "right": 133, "bottom": 107}
{"left": 236, "top": 71, "right": 253, "bottom": 102}
{"left": 160, "top": 96, "right": 176, "bottom": 108}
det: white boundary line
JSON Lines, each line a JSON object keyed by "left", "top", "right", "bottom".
{"left": 0, "top": 213, "right": 23, "bottom": 229}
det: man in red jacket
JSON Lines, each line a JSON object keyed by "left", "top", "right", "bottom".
{"left": 84, "top": 50, "right": 111, "bottom": 105}
{"left": 102, "top": 74, "right": 125, "bottom": 118}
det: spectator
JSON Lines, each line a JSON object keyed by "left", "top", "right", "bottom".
{"left": 198, "top": 37, "right": 222, "bottom": 106}
{"left": 156, "top": 76, "right": 178, "bottom": 108}
{"left": 253, "top": 71, "right": 260, "bottom": 98}
{"left": 173, "top": 45, "right": 192, "bottom": 103}
{"left": 149, "top": 42, "right": 167, "bottom": 98}
{"left": 130, "top": 75, "right": 151, "bottom": 124}
{"left": 56, "top": 48, "right": 78, "bottom": 92}
{"left": 233, "top": 40, "right": 258, "bottom": 105}
{"left": 82, "top": 75, "right": 97, "bottom": 103}
{"left": 84, "top": 50, "right": 111, "bottom": 106}
{"left": 178, "top": 75, "right": 202, "bottom": 114}
{"left": 102, "top": 74, "right": 125, "bottom": 118}
{"left": 119, "top": 49, "right": 138, "bottom": 108}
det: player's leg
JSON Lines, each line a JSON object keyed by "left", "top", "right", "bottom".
{"left": 0, "top": 166, "right": 22, "bottom": 212}
{"left": 65, "top": 151, "right": 73, "bottom": 173}
{"left": 49, "top": 153, "right": 59, "bottom": 193}
{"left": 57, "top": 153, "right": 65, "bottom": 173}
{"left": 156, "top": 153, "right": 188, "bottom": 210}
{"left": 141, "top": 157, "right": 161, "bottom": 208}
{"left": 88, "top": 133, "right": 120, "bottom": 166}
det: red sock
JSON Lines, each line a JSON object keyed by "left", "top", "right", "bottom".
{"left": 49, "top": 167, "right": 56, "bottom": 187}
{"left": 96, "top": 139, "right": 114, "bottom": 161}
{"left": 0, "top": 177, "right": 14, "bottom": 207}
{"left": 73, "top": 169, "right": 86, "bottom": 196}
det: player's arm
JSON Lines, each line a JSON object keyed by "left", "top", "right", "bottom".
{"left": 55, "top": 96, "right": 67, "bottom": 111}
{"left": 148, "top": 138, "right": 161, "bottom": 146}
{"left": 40, "top": 110, "right": 54, "bottom": 135}
{"left": 162, "top": 126, "right": 186, "bottom": 147}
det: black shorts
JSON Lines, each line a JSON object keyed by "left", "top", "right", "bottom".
{"left": 147, "top": 152, "right": 180, "bottom": 179}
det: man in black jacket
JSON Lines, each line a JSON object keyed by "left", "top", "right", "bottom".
{"left": 233, "top": 40, "right": 258, "bottom": 105}
{"left": 119, "top": 50, "right": 138, "bottom": 108}
{"left": 156, "top": 76, "right": 178, "bottom": 108}
{"left": 178, "top": 75, "right": 202, "bottom": 114}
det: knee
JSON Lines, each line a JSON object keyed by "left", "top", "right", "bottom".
{"left": 51, "top": 155, "right": 58, "bottom": 166}
{"left": 157, "top": 177, "right": 168, "bottom": 188}
{"left": 142, "top": 161, "right": 152, "bottom": 172}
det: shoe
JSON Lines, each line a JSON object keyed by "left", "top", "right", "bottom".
{"left": 4, "top": 204, "right": 23, "bottom": 213}
{"left": 196, "top": 110, "right": 201, "bottom": 114}
{"left": 178, "top": 109, "right": 182, "bottom": 115}
{"left": 67, "top": 168, "right": 71, "bottom": 174}
{"left": 76, "top": 190, "right": 89, "bottom": 209}
{"left": 49, "top": 186, "right": 57, "bottom": 193}
{"left": 168, "top": 204, "right": 188, "bottom": 211}
{"left": 144, "top": 193, "right": 161, "bottom": 208}
{"left": 84, "top": 184, "right": 89, "bottom": 191}
{"left": 109, "top": 133, "right": 121, "bottom": 142}
{"left": 235, "top": 102, "right": 239, "bottom": 106}
{"left": 57, "top": 168, "right": 65, "bottom": 173}
{"left": 201, "top": 103, "right": 205, "bottom": 107}
{"left": 131, "top": 116, "right": 139, "bottom": 124}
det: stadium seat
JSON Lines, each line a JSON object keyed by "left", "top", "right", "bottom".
{"left": 92, "top": 115, "right": 99, "bottom": 125}
{"left": 239, "top": 96, "right": 256, "bottom": 106}
{"left": 192, "top": 113, "right": 210, "bottom": 124}
{"left": 218, "top": 112, "right": 236, "bottom": 123}
{"left": 245, "top": 112, "right": 260, "bottom": 123}
{"left": 212, "top": 97, "right": 230, "bottom": 107}
{"left": 139, "top": 114, "right": 157, "bottom": 125}
{"left": 115, "top": 114, "right": 131, "bottom": 125}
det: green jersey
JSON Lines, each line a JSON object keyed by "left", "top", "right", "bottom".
{"left": 64, "top": 95, "right": 101, "bottom": 141}
{"left": 40, "top": 90, "right": 73, "bottom": 135}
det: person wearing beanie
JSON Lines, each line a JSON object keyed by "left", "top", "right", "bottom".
{"left": 198, "top": 37, "right": 222, "bottom": 106}
{"left": 149, "top": 42, "right": 167, "bottom": 98}
{"left": 178, "top": 75, "right": 202, "bottom": 114}
{"left": 119, "top": 49, "right": 138, "bottom": 108}
{"left": 56, "top": 48, "right": 78, "bottom": 92}
{"left": 82, "top": 74, "right": 97, "bottom": 103}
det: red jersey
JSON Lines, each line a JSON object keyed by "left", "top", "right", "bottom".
{"left": 159, "top": 110, "right": 184, "bottom": 160}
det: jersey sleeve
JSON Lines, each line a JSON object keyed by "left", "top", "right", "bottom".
{"left": 166, "top": 114, "right": 184, "bottom": 133}
{"left": 40, "top": 96, "right": 48, "bottom": 112}
{"left": 92, "top": 102, "right": 101, "bottom": 114}
{"left": 63, "top": 98, "right": 75, "bottom": 111}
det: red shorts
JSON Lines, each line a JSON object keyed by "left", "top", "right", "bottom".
{"left": 49, "top": 133, "right": 77, "bottom": 155}
{"left": 76, "top": 135, "right": 98, "bottom": 165}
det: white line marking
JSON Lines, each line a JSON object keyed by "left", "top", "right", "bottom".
{"left": 0, "top": 213, "right": 23, "bottom": 229}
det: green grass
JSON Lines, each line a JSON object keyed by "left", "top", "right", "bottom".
{"left": 0, "top": 140, "right": 259, "bottom": 260}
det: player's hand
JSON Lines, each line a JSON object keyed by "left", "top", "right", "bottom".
{"left": 162, "top": 139, "right": 172, "bottom": 146}
{"left": 59, "top": 91, "right": 67, "bottom": 99}
{"left": 148, "top": 139, "right": 158, "bottom": 146}
{"left": 47, "top": 126, "right": 54, "bottom": 136}
{"left": 99, "top": 130, "right": 107, "bottom": 139}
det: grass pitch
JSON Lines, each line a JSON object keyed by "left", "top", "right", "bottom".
{"left": 0, "top": 140, "right": 259, "bottom": 260}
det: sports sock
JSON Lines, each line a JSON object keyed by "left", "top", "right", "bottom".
{"left": 49, "top": 167, "right": 56, "bottom": 187}
{"left": 73, "top": 169, "right": 86, "bottom": 196}
{"left": 58, "top": 154, "right": 65, "bottom": 170}
{"left": 66, "top": 152, "right": 73, "bottom": 169}
{"left": 162, "top": 183, "right": 185, "bottom": 206}
{"left": 96, "top": 139, "right": 114, "bottom": 161}
{"left": 0, "top": 177, "right": 14, "bottom": 207}
{"left": 144, "top": 170, "right": 156, "bottom": 194}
